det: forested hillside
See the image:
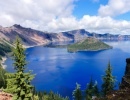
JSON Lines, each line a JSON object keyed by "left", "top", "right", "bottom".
{"left": 67, "top": 37, "right": 112, "bottom": 52}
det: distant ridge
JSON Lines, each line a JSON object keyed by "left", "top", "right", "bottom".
{"left": 0, "top": 24, "right": 130, "bottom": 47}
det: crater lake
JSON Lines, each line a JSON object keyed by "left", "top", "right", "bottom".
{"left": 4, "top": 40, "right": 130, "bottom": 98}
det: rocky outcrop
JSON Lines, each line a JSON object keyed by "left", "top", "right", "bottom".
{"left": 0, "top": 90, "right": 13, "bottom": 100}
{"left": 96, "top": 58, "right": 130, "bottom": 100}
{"left": 120, "top": 58, "right": 130, "bottom": 89}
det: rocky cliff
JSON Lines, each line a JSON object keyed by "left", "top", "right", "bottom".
{"left": 0, "top": 25, "right": 88, "bottom": 47}
{"left": 96, "top": 58, "right": 130, "bottom": 100}
{"left": 120, "top": 58, "right": 130, "bottom": 89}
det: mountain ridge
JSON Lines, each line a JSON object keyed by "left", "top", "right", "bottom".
{"left": 0, "top": 24, "right": 130, "bottom": 47}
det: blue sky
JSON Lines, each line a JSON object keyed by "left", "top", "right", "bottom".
{"left": 73, "top": 0, "right": 130, "bottom": 20}
{"left": 73, "top": 0, "right": 107, "bottom": 18}
{"left": 115, "top": 12, "right": 130, "bottom": 20}
{"left": 0, "top": 0, "right": 130, "bottom": 34}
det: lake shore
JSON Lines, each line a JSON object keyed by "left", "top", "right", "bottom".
{"left": 0, "top": 43, "right": 48, "bottom": 69}
{"left": 68, "top": 47, "right": 113, "bottom": 53}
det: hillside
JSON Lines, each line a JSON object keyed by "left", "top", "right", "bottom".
{"left": 0, "top": 25, "right": 87, "bottom": 47}
{"left": 0, "top": 40, "right": 12, "bottom": 60}
{"left": 67, "top": 38, "right": 112, "bottom": 52}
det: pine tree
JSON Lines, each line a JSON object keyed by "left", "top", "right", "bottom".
{"left": 85, "top": 77, "right": 100, "bottom": 100}
{"left": 48, "top": 91, "right": 55, "bottom": 100}
{"left": 101, "top": 61, "right": 116, "bottom": 96}
{"left": 5, "top": 37, "right": 35, "bottom": 100}
{"left": 85, "top": 77, "right": 93, "bottom": 99}
{"left": 93, "top": 81, "right": 100, "bottom": 97}
{"left": 72, "top": 82, "right": 82, "bottom": 100}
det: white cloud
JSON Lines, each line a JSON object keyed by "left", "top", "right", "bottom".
{"left": 46, "top": 15, "right": 130, "bottom": 34}
{"left": 98, "top": 0, "right": 130, "bottom": 17}
{"left": 78, "top": 15, "right": 130, "bottom": 34}
{"left": 0, "top": 14, "right": 14, "bottom": 26}
{"left": 0, "top": 0, "right": 76, "bottom": 27}
{"left": 47, "top": 17, "right": 79, "bottom": 32}
{"left": 0, "top": 0, "right": 130, "bottom": 35}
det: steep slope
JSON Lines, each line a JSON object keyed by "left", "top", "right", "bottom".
{"left": 0, "top": 25, "right": 86, "bottom": 47}
{"left": 0, "top": 40, "right": 12, "bottom": 57}
{"left": 0, "top": 24, "right": 51, "bottom": 46}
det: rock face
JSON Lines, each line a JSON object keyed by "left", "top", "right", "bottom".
{"left": 0, "top": 25, "right": 88, "bottom": 47}
{"left": 96, "top": 58, "right": 130, "bottom": 100}
{"left": 0, "top": 91, "right": 13, "bottom": 100}
{"left": 120, "top": 58, "right": 130, "bottom": 89}
{"left": 98, "top": 58, "right": 130, "bottom": 100}
{"left": 0, "top": 24, "right": 52, "bottom": 47}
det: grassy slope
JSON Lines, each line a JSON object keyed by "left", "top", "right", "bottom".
{"left": 67, "top": 38, "right": 112, "bottom": 52}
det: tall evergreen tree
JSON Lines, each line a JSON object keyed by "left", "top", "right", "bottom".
{"left": 85, "top": 77, "right": 93, "bottom": 99}
{"left": 101, "top": 61, "right": 116, "bottom": 96}
{"left": 5, "top": 37, "right": 35, "bottom": 100}
{"left": 72, "top": 83, "right": 82, "bottom": 100}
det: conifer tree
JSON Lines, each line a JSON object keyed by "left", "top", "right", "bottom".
{"left": 72, "top": 83, "right": 82, "bottom": 100}
{"left": 5, "top": 37, "right": 35, "bottom": 100}
{"left": 101, "top": 61, "right": 116, "bottom": 96}
{"left": 93, "top": 81, "right": 100, "bottom": 97}
{"left": 85, "top": 77, "right": 100, "bottom": 100}
{"left": 85, "top": 77, "right": 93, "bottom": 99}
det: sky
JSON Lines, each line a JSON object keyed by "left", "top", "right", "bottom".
{"left": 0, "top": 0, "right": 130, "bottom": 34}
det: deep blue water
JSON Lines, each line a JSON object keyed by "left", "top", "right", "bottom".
{"left": 5, "top": 41, "right": 130, "bottom": 98}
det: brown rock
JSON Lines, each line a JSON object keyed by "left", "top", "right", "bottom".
{"left": 0, "top": 92, "right": 13, "bottom": 100}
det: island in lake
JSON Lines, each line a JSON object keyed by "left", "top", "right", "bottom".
{"left": 67, "top": 37, "right": 112, "bottom": 52}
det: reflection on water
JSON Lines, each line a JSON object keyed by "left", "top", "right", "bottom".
{"left": 5, "top": 40, "right": 130, "bottom": 98}
{"left": 107, "top": 41, "right": 130, "bottom": 53}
